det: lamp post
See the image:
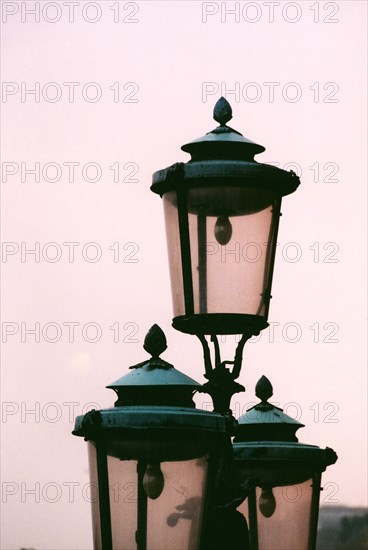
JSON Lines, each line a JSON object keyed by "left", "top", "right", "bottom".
{"left": 73, "top": 98, "right": 337, "bottom": 549}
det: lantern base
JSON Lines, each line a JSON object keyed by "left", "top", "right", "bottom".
{"left": 172, "top": 314, "right": 269, "bottom": 336}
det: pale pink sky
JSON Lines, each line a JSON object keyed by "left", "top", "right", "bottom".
{"left": 1, "top": 1, "right": 367, "bottom": 548}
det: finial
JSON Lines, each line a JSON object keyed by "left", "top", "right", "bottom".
{"left": 213, "top": 97, "right": 232, "bottom": 126}
{"left": 143, "top": 324, "right": 167, "bottom": 358}
{"left": 255, "top": 375, "right": 273, "bottom": 403}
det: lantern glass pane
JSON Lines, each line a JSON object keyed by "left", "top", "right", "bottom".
{"left": 107, "top": 456, "right": 138, "bottom": 550}
{"left": 163, "top": 188, "right": 279, "bottom": 320}
{"left": 147, "top": 455, "right": 208, "bottom": 550}
{"left": 163, "top": 193, "right": 185, "bottom": 316}
{"left": 96, "top": 450, "right": 208, "bottom": 550}
{"left": 237, "top": 479, "right": 314, "bottom": 550}
{"left": 88, "top": 442, "right": 102, "bottom": 550}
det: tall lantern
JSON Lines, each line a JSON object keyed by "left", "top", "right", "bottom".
{"left": 73, "top": 325, "right": 227, "bottom": 550}
{"left": 233, "top": 376, "right": 338, "bottom": 550}
{"left": 151, "top": 97, "right": 300, "bottom": 337}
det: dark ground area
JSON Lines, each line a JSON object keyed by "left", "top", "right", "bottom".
{"left": 317, "top": 506, "right": 368, "bottom": 549}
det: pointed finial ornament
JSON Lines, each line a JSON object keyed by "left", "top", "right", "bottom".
{"left": 213, "top": 97, "right": 233, "bottom": 126}
{"left": 143, "top": 324, "right": 167, "bottom": 358}
{"left": 255, "top": 375, "right": 273, "bottom": 403}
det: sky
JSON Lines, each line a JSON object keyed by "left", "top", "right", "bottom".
{"left": 1, "top": 1, "right": 367, "bottom": 548}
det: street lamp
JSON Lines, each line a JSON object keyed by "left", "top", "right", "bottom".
{"left": 233, "top": 376, "right": 337, "bottom": 550}
{"left": 73, "top": 98, "right": 337, "bottom": 550}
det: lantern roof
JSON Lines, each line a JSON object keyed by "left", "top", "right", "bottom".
{"left": 181, "top": 97, "right": 265, "bottom": 161}
{"left": 233, "top": 376, "right": 338, "bottom": 485}
{"left": 151, "top": 98, "right": 300, "bottom": 198}
{"left": 106, "top": 324, "right": 202, "bottom": 407}
{"left": 234, "top": 375, "right": 304, "bottom": 442}
{"left": 72, "top": 324, "right": 227, "bottom": 457}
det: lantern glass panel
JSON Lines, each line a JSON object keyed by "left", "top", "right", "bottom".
{"left": 146, "top": 455, "right": 208, "bottom": 550}
{"left": 237, "top": 478, "right": 315, "bottom": 550}
{"left": 163, "top": 188, "right": 279, "bottom": 320}
{"left": 163, "top": 194, "right": 185, "bottom": 316}
{"left": 88, "top": 440, "right": 208, "bottom": 550}
{"left": 107, "top": 455, "right": 138, "bottom": 550}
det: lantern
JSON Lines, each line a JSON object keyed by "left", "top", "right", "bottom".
{"left": 151, "top": 98, "right": 300, "bottom": 336}
{"left": 73, "top": 325, "right": 227, "bottom": 550}
{"left": 233, "top": 376, "right": 337, "bottom": 550}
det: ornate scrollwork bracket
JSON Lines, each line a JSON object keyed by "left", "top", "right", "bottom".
{"left": 196, "top": 329, "right": 254, "bottom": 418}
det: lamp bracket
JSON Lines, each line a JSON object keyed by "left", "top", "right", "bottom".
{"left": 197, "top": 331, "right": 253, "bottom": 416}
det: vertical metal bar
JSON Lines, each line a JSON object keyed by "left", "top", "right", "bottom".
{"left": 211, "top": 335, "right": 221, "bottom": 367}
{"left": 309, "top": 473, "right": 322, "bottom": 550}
{"left": 199, "top": 450, "right": 217, "bottom": 550}
{"left": 188, "top": 499, "right": 201, "bottom": 550}
{"left": 136, "top": 461, "right": 147, "bottom": 550}
{"left": 177, "top": 188, "right": 195, "bottom": 315}
{"left": 197, "top": 334, "right": 213, "bottom": 378}
{"left": 96, "top": 444, "right": 113, "bottom": 550}
{"left": 197, "top": 213, "right": 207, "bottom": 314}
{"left": 232, "top": 332, "right": 250, "bottom": 380}
{"left": 263, "top": 197, "right": 282, "bottom": 319}
{"left": 248, "top": 487, "right": 259, "bottom": 550}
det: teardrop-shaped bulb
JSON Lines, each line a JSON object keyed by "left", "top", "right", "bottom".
{"left": 259, "top": 488, "right": 276, "bottom": 518}
{"left": 214, "top": 216, "right": 232, "bottom": 245}
{"left": 143, "top": 463, "right": 164, "bottom": 500}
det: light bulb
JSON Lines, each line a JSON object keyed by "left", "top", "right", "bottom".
{"left": 142, "top": 463, "right": 164, "bottom": 500}
{"left": 259, "top": 488, "right": 276, "bottom": 518}
{"left": 214, "top": 216, "right": 232, "bottom": 245}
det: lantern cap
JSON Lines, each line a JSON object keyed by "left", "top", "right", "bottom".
{"left": 106, "top": 324, "right": 202, "bottom": 407}
{"left": 233, "top": 376, "right": 338, "bottom": 484}
{"left": 72, "top": 330, "right": 227, "bottom": 457}
{"left": 151, "top": 99, "right": 300, "bottom": 198}
{"left": 181, "top": 97, "right": 265, "bottom": 161}
{"left": 234, "top": 376, "right": 304, "bottom": 442}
